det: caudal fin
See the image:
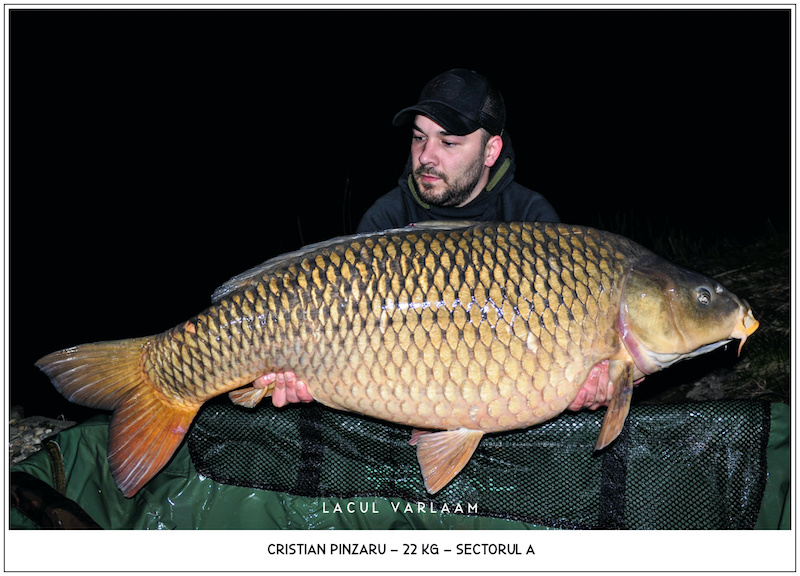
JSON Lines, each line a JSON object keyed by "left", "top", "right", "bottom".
{"left": 36, "top": 338, "right": 200, "bottom": 498}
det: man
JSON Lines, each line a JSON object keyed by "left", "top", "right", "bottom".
{"left": 255, "top": 69, "right": 609, "bottom": 410}
{"left": 356, "top": 68, "right": 559, "bottom": 232}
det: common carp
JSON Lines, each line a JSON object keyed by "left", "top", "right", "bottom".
{"left": 36, "top": 222, "right": 758, "bottom": 497}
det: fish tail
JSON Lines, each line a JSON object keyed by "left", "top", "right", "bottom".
{"left": 35, "top": 338, "right": 199, "bottom": 498}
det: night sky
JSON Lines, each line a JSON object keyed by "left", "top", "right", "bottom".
{"left": 10, "top": 8, "right": 791, "bottom": 420}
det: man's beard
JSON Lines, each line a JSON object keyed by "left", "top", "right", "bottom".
{"left": 413, "top": 155, "right": 484, "bottom": 208}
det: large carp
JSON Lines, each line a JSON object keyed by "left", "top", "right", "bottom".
{"left": 37, "top": 222, "right": 758, "bottom": 497}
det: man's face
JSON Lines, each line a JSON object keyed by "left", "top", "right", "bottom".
{"left": 410, "top": 115, "right": 496, "bottom": 208}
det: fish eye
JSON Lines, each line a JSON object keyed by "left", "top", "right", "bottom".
{"left": 697, "top": 287, "right": 712, "bottom": 306}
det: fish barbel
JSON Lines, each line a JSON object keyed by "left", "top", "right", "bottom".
{"left": 36, "top": 222, "right": 758, "bottom": 497}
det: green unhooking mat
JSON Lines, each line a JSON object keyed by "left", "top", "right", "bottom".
{"left": 10, "top": 400, "right": 790, "bottom": 529}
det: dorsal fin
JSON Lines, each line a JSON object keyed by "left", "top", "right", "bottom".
{"left": 408, "top": 220, "right": 478, "bottom": 230}
{"left": 211, "top": 235, "right": 360, "bottom": 302}
{"left": 211, "top": 222, "right": 478, "bottom": 302}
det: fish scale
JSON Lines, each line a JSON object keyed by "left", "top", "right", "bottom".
{"left": 228, "top": 225, "right": 608, "bottom": 432}
{"left": 153, "top": 223, "right": 622, "bottom": 433}
{"left": 36, "top": 221, "right": 758, "bottom": 497}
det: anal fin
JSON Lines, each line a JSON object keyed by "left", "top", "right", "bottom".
{"left": 409, "top": 428, "right": 435, "bottom": 446}
{"left": 415, "top": 428, "right": 484, "bottom": 494}
{"left": 229, "top": 385, "right": 271, "bottom": 408}
{"left": 595, "top": 361, "right": 634, "bottom": 450}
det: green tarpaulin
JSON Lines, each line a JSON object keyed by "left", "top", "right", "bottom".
{"left": 10, "top": 400, "right": 790, "bottom": 530}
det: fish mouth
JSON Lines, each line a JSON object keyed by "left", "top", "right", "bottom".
{"left": 731, "top": 302, "right": 759, "bottom": 355}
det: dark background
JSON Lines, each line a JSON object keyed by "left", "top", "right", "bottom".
{"left": 10, "top": 8, "right": 791, "bottom": 420}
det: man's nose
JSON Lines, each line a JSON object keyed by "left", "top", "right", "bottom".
{"left": 417, "top": 141, "right": 437, "bottom": 166}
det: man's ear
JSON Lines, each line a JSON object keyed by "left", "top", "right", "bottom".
{"left": 484, "top": 134, "right": 503, "bottom": 167}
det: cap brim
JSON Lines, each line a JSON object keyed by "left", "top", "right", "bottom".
{"left": 392, "top": 102, "right": 480, "bottom": 136}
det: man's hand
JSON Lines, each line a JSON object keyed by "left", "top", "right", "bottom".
{"left": 253, "top": 372, "right": 314, "bottom": 408}
{"left": 567, "top": 360, "right": 612, "bottom": 411}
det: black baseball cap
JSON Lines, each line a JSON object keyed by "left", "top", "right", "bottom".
{"left": 392, "top": 69, "right": 506, "bottom": 136}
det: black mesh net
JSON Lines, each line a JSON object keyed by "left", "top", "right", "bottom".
{"left": 479, "top": 83, "right": 506, "bottom": 136}
{"left": 188, "top": 399, "right": 770, "bottom": 529}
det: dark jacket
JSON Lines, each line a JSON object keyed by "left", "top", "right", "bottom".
{"left": 356, "top": 131, "right": 559, "bottom": 233}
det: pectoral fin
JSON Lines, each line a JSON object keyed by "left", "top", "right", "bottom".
{"left": 228, "top": 385, "right": 271, "bottom": 408}
{"left": 415, "top": 428, "right": 484, "bottom": 494}
{"left": 595, "top": 361, "right": 634, "bottom": 450}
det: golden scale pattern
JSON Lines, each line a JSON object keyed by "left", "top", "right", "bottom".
{"left": 143, "top": 223, "right": 632, "bottom": 432}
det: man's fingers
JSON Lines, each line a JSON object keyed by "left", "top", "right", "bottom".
{"left": 270, "top": 373, "right": 286, "bottom": 407}
{"left": 283, "top": 372, "right": 299, "bottom": 403}
{"left": 592, "top": 361, "right": 611, "bottom": 409}
{"left": 252, "top": 373, "right": 275, "bottom": 389}
{"left": 567, "top": 360, "right": 612, "bottom": 411}
{"left": 567, "top": 387, "right": 588, "bottom": 412}
{"left": 295, "top": 379, "right": 314, "bottom": 403}
{"left": 251, "top": 371, "right": 314, "bottom": 406}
